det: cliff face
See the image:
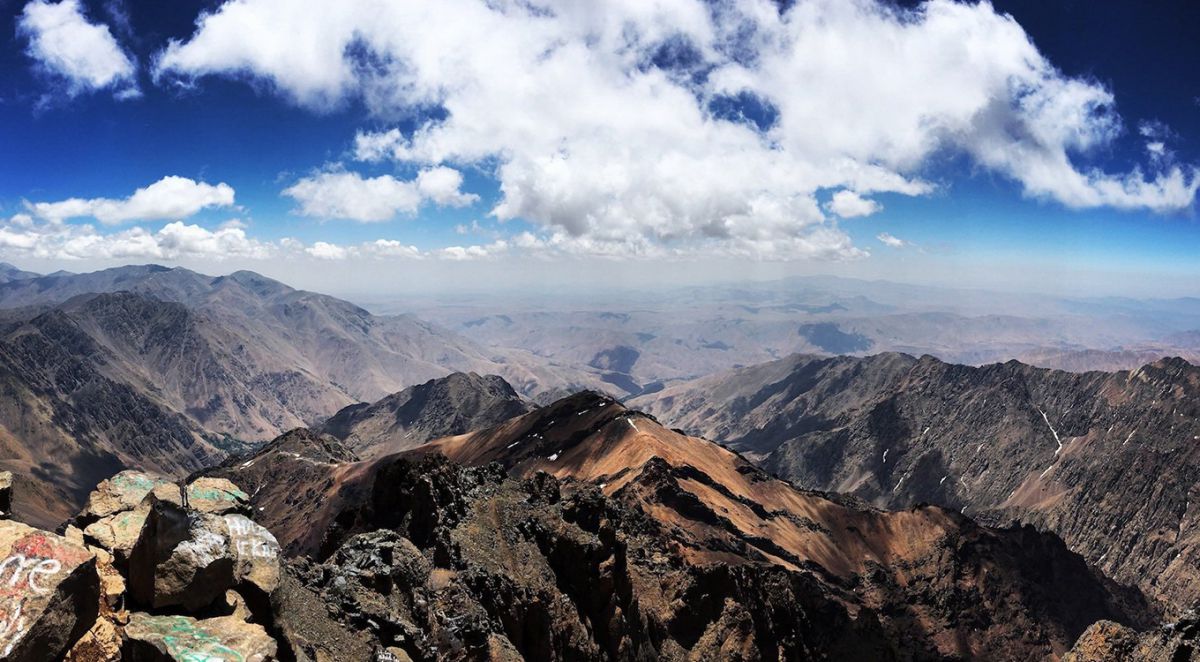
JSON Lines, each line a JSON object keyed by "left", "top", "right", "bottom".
{"left": 635, "top": 352, "right": 1200, "bottom": 610}
{"left": 212, "top": 392, "right": 1152, "bottom": 660}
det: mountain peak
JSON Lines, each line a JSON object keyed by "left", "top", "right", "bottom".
{"left": 317, "top": 371, "right": 533, "bottom": 459}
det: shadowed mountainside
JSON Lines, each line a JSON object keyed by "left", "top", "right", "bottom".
{"left": 0, "top": 265, "right": 611, "bottom": 440}
{"left": 635, "top": 352, "right": 1200, "bottom": 610}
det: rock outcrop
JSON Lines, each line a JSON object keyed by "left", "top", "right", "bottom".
{"left": 0, "top": 520, "right": 98, "bottom": 661}
{"left": 128, "top": 498, "right": 280, "bottom": 612}
{"left": 1066, "top": 611, "right": 1200, "bottom": 661}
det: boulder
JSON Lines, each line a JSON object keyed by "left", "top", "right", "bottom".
{"left": 63, "top": 614, "right": 122, "bottom": 662}
{"left": 128, "top": 498, "right": 281, "bottom": 612}
{"left": 186, "top": 478, "right": 250, "bottom": 515}
{"left": 80, "top": 471, "right": 178, "bottom": 521}
{"left": 83, "top": 508, "right": 150, "bottom": 563}
{"left": 0, "top": 520, "right": 99, "bottom": 661}
{"left": 0, "top": 472, "right": 12, "bottom": 519}
{"left": 123, "top": 613, "right": 277, "bottom": 662}
{"left": 80, "top": 474, "right": 252, "bottom": 563}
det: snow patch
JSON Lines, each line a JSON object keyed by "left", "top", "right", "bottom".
{"left": 1038, "top": 408, "right": 1064, "bottom": 455}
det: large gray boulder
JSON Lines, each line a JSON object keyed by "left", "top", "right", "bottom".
{"left": 78, "top": 472, "right": 252, "bottom": 564}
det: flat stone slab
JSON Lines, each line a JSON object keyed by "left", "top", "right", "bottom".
{"left": 124, "top": 613, "right": 277, "bottom": 661}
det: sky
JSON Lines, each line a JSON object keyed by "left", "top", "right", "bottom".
{"left": 0, "top": 0, "right": 1197, "bottom": 298}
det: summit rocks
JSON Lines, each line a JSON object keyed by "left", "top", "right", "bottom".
{"left": 128, "top": 498, "right": 280, "bottom": 612}
{"left": 0, "top": 520, "right": 98, "bottom": 661}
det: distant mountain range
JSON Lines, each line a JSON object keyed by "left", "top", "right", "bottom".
{"left": 635, "top": 352, "right": 1200, "bottom": 610}
{"left": 0, "top": 263, "right": 608, "bottom": 523}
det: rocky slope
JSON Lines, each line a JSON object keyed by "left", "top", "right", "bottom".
{"left": 0, "top": 308, "right": 230, "bottom": 527}
{"left": 634, "top": 352, "right": 1200, "bottom": 610}
{"left": 318, "top": 372, "right": 533, "bottom": 459}
{"left": 1066, "top": 611, "right": 1200, "bottom": 661}
{"left": 208, "top": 391, "right": 1152, "bottom": 660}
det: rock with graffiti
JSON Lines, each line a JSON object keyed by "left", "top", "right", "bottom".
{"left": 0, "top": 520, "right": 98, "bottom": 661}
{"left": 128, "top": 497, "right": 281, "bottom": 613}
{"left": 185, "top": 478, "right": 251, "bottom": 516}
{"left": 70, "top": 472, "right": 253, "bottom": 566}
{"left": 123, "top": 613, "right": 276, "bottom": 662}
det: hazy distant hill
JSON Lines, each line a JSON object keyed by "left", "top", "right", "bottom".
{"left": 0, "top": 261, "right": 40, "bottom": 284}
{"left": 401, "top": 275, "right": 1200, "bottom": 389}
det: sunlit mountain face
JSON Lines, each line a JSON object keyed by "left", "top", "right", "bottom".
{"left": 0, "top": 1, "right": 1197, "bottom": 661}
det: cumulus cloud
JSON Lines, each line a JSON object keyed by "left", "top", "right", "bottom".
{"left": 18, "top": 0, "right": 138, "bottom": 99}
{"left": 827, "top": 191, "right": 883, "bottom": 218}
{"left": 282, "top": 167, "right": 477, "bottom": 222}
{"left": 153, "top": 0, "right": 1197, "bottom": 258}
{"left": 27, "top": 176, "right": 235, "bottom": 225}
{"left": 305, "top": 241, "right": 349, "bottom": 259}
{"left": 876, "top": 232, "right": 908, "bottom": 248}
{"left": 0, "top": 214, "right": 271, "bottom": 260}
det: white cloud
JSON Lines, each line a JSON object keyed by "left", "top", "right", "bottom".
{"left": 827, "top": 190, "right": 883, "bottom": 218}
{"left": 27, "top": 176, "right": 235, "bottom": 225}
{"left": 305, "top": 241, "right": 349, "bottom": 260}
{"left": 282, "top": 167, "right": 477, "bottom": 222}
{"left": 153, "top": 0, "right": 1198, "bottom": 259}
{"left": 876, "top": 232, "right": 908, "bottom": 248}
{"left": 416, "top": 166, "right": 479, "bottom": 207}
{"left": 18, "top": 0, "right": 138, "bottom": 99}
{"left": 0, "top": 215, "right": 271, "bottom": 260}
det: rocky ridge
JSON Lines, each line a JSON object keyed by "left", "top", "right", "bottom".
{"left": 207, "top": 391, "right": 1155, "bottom": 660}
{"left": 635, "top": 352, "right": 1200, "bottom": 610}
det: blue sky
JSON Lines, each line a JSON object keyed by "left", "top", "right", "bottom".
{"left": 0, "top": 0, "right": 1197, "bottom": 296}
